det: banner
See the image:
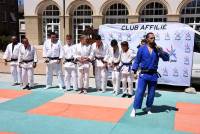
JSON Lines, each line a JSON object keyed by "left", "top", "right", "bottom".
{"left": 99, "top": 22, "right": 195, "bottom": 86}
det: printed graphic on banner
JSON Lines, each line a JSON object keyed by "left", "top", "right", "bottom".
{"left": 184, "top": 56, "right": 189, "bottom": 65}
{"left": 185, "top": 44, "right": 191, "bottom": 53}
{"left": 165, "top": 32, "right": 170, "bottom": 40}
{"left": 186, "top": 32, "right": 191, "bottom": 40}
{"left": 167, "top": 45, "right": 177, "bottom": 62}
{"left": 173, "top": 68, "right": 179, "bottom": 77}
{"left": 175, "top": 32, "right": 181, "bottom": 40}
{"left": 99, "top": 23, "right": 195, "bottom": 86}
{"left": 183, "top": 68, "right": 189, "bottom": 77}
{"left": 162, "top": 67, "right": 168, "bottom": 76}
{"left": 118, "top": 33, "right": 122, "bottom": 41}
{"left": 155, "top": 33, "right": 160, "bottom": 40}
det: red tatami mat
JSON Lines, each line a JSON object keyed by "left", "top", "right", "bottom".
{"left": 175, "top": 102, "right": 200, "bottom": 134}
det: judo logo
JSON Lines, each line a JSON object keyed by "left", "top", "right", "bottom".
{"left": 183, "top": 69, "right": 189, "bottom": 77}
{"left": 127, "top": 33, "right": 132, "bottom": 41}
{"left": 118, "top": 33, "right": 122, "bottom": 41}
{"left": 185, "top": 44, "right": 190, "bottom": 53}
{"left": 175, "top": 32, "right": 181, "bottom": 40}
{"left": 165, "top": 32, "right": 170, "bottom": 40}
{"left": 109, "top": 33, "right": 114, "bottom": 41}
{"left": 155, "top": 33, "right": 160, "bottom": 40}
{"left": 173, "top": 68, "right": 179, "bottom": 77}
{"left": 162, "top": 67, "right": 168, "bottom": 76}
{"left": 184, "top": 56, "right": 189, "bottom": 65}
{"left": 167, "top": 45, "right": 177, "bottom": 62}
{"left": 186, "top": 32, "right": 191, "bottom": 40}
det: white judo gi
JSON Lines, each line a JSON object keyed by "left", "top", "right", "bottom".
{"left": 43, "top": 39, "right": 65, "bottom": 89}
{"left": 18, "top": 45, "right": 37, "bottom": 88}
{"left": 63, "top": 44, "right": 78, "bottom": 91}
{"left": 107, "top": 47, "right": 121, "bottom": 94}
{"left": 119, "top": 49, "right": 136, "bottom": 95}
{"left": 90, "top": 43, "right": 109, "bottom": 92}
{"left": 75, "top": 43, "right": 91, "bottom": 90}
{"left": 3, "top": 43, "right": 22, "bottom": 84}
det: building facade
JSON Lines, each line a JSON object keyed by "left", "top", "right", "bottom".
{"left": 0, "top": 0, "right": 18, "bottom": 36}
{"left": 18, "top": 0, "right": 25, "bottom": 42}
{"left": 24, "top": 0, "right": 200, "bottom": 45}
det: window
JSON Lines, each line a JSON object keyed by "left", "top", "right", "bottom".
{"left": 140, "top": 2, "right": 167, "bottom": 22}
{"left": 194, "top": 34, "right": 200, "bottom": 53}
{"left": 72, "top": 5, "right": 93, "bottom": 43}
{"left": 104, "top": 3, "right": 128, "bottom": 24}
{"left": 42, "top": 5, "right": 60, "bottom": 41}
{"left": 180, "top": 0, "right": 200, "bottom": 31}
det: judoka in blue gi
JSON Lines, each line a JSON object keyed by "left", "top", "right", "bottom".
{"left": 130, "top": 32, "right": 170, "bottom": 117}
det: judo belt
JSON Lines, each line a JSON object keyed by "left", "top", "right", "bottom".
{"left": 63, "top": 58, "right": 77, "bottom": 64}
{"left": 45, "top": 57, "right": 60, "bottom": 63}
{"left": 21, "top": 59, "right": 34, "bottom": 63}
{"left": 113, "top": 62, "right": 120, "bottom": 66}
{"left": 47, "top": 57, "right": 60, "bottom": 60}
{"left": 141, "top": 69, "right": 161, "bottom": 77}
{"left": 65, "top": 58, "right": 74, "bottom": 62}
{"left": 95, "top": 56, "right": 107, "bottom": 64}
{"left": 118, "top": 62, "right": 132, "bottom": 72}
{"left": 94, "top": 56, "right": 108, "bottom": 70}
{"left": 6, "top": 58, "right": 18, "bottom": 62}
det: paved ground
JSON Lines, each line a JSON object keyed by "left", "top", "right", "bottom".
{"left": 0, "top": 73, "right": 200, "bottom": 134}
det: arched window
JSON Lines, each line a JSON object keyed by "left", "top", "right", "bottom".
{"left": 104, "top": 3, "right": 129, "bottom": 24}
{"left": 73, "top": 5, "right": 93, "bottom": 43}
{"left": 180, "top": 0, "right": 200, "bottom": 31}
{"left": 42, "top": 5, "right": 60, "bottom": 41}
{"left": 140, "top": 2, "right": 167, "bottom": 22}
{"left": 180, "top": 0, "right": 200, "bottom": 53}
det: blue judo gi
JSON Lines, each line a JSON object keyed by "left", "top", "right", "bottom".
{"left": 132, "top": 44, "right": 169, "bottom": 109}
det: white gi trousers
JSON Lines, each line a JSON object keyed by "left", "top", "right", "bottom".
{"left": 46, "top": 62, "right": 65, "bottom": 88}
{"left": 95, "top": 66, "right": 108, "bottom": 91}
{"left": 121, "top": 72, "right": 133, "bottom": 95}
{"left": 22, "top": 67, "right": 34, "bottom": 87}
{"left": 64, "top": 67, "right": 78, "bottom": 90}
{"left": 10, "top": 64, "right": 22, "bottom": 84}
{"left": 112, "top": 70, "right": 121, "bottom": 93}
{"left": 77, "top": 67, "right": 89, "bottom": 89}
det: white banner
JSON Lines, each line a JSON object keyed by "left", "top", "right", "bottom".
{"left": 99, "top": 22, "right": 195, "bottom": 86}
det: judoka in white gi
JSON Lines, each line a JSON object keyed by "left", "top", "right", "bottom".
{"left": 75, "top": 35, "right": 91, "bottom": 94}
{"left": 119, "top": 41, "right": 136, "bottom": 98}
{"left": 3, "top": 36, "right": 22, "bottom": 85}
{"left": 18, "top": 38, "right": 37, "bottom": 90}
{"left": 107, "top": 39, "right": 121, "bottom": 95}
{"left": 63, "top": 35, "right": 78, "bottom": 91}
{"left": 90, "top": 35, "right": 109, "bottom": 93}
{"left": 43, "top": 32, "right": 65, "bottom": 89}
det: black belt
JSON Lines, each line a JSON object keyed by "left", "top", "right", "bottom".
{"left": 22, "top": 59, "right": 34, "bottom": 63}
{"left": 65, "top": 58, "right": 74, "bottom": 62}
{"left": 113, "top": 62, "right": 120, "bottom": 66}
{"left": 141, "top": 69, "right": 161, "bottom": 77}
{"left": 95, "top": 56, "right": 104, "bottom": 60}
{"left": 47, "top": 57, "right": 60, "bottom": 60}
{"left": 118, "top": 62, "right": 132, "bottom": 72}
{"left": 95, "top": 56, "right": 106, "bottom": 63}
{"left": 6, "top": 58, "right": 18, "bottom": 62}
{"left": 11, "top": 58, "right": 18, "bottom": 61}
{"left": 9, "top": 58, "right": 18, "bottom": 62}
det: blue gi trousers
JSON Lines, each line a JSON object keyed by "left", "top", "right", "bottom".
{"left": 133, "top": 73, "right": 158, "bottom": 109}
